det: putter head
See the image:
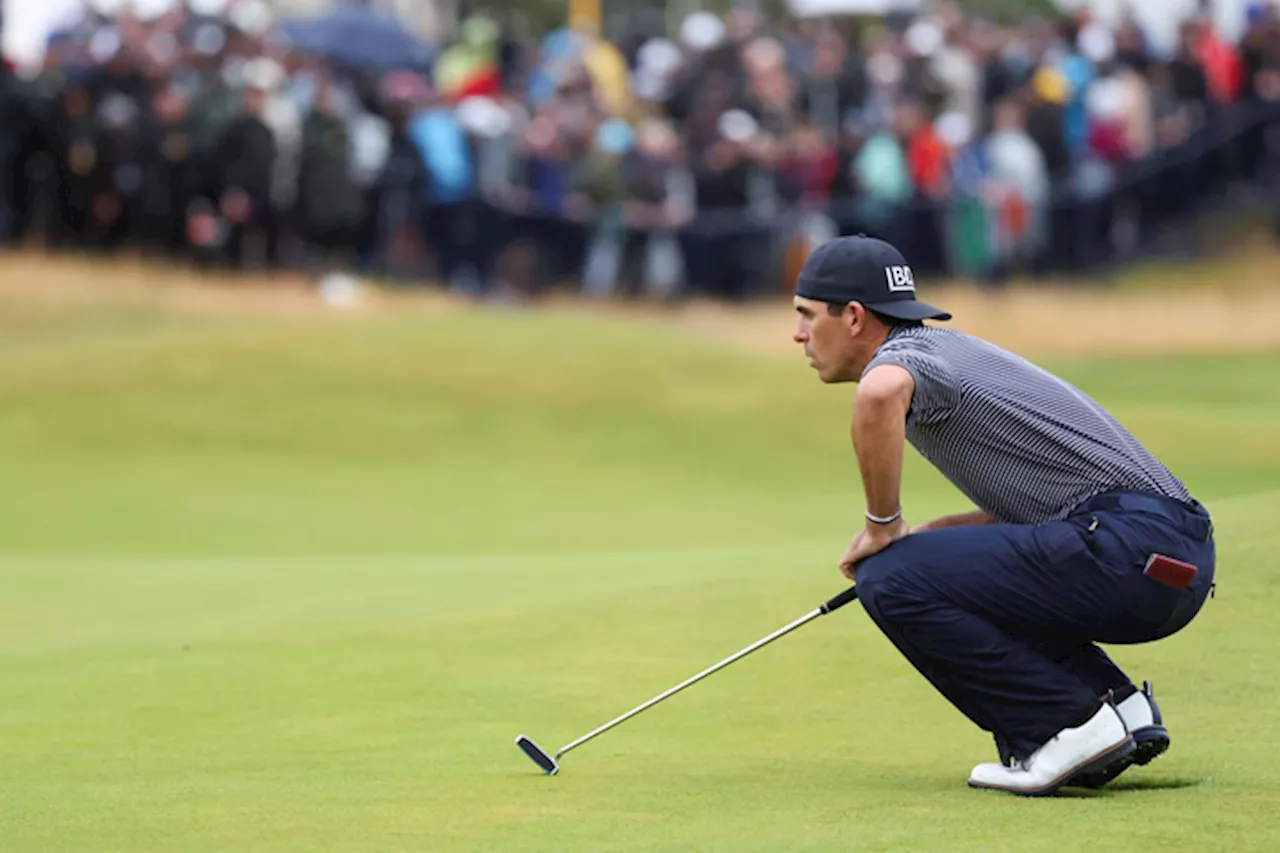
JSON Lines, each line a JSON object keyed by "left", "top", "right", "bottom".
{"left": 515, "top": 734, "right": 559, "bottom": 775}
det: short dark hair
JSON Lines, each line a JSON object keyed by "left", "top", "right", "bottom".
{"left": 823, "top": 301, "right": 923, "bottom": 329}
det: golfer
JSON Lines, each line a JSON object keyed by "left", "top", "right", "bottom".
{"left": 792, "top": 235, "right": 1216, "bottom": 796}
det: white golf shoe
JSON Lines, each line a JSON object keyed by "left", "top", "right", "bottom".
{"left": 1069, "top": 681, "right": 1170, "bottom": 789}
{"left": 968, "top": 704, "right": 1135, "bottom": 797}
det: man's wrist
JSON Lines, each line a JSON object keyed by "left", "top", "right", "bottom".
{"left": 865, "top": 507, "right": 902, "bottom": 525}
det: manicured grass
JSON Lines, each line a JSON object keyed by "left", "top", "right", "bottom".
{"left": 1, "top": 294, "right": 1277, "bottom": 851}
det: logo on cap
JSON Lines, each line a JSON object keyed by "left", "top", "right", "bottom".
{"left": 885, "top": 265, "right": 915, "bottom": 293}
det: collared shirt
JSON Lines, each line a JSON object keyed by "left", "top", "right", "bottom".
{"left": 863, "top": 325, "right": 1192, "bottom": 524}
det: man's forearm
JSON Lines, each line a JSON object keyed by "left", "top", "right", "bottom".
{"left": 851, "top": 369, "right": 912, "bottom": 522}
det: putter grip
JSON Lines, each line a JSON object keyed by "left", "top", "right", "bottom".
{"left": 820, "top": 584, "right": 859, "bottom": 614}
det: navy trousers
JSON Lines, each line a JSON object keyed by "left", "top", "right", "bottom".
{"left": 854, "top": 490, "right": 1216, "bottom": 762}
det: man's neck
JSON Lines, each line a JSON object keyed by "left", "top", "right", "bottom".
{"left": 857, "top": 325, "right": 895, "bottom": 375}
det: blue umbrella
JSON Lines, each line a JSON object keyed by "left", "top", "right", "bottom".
{"left": 276, "top": 2, "right": 434, "bottom": 71}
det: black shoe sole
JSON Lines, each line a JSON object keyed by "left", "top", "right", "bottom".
{"left": 1068, "top": 726, "right": 1169, "bottom": 789}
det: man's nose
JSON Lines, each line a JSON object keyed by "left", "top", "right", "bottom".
{"left": 793, "top": 324, "right": 809, "bottom": 343}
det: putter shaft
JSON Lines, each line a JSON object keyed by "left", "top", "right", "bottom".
{"left": 555, "top": 606, "right": 825, "bottom": 759}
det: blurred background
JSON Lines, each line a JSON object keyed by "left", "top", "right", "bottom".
{"left": 0, "top": 0, "right": 1277, "bottom": 303}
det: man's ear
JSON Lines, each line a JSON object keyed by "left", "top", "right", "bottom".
{"left": 844, "top": 301, "right": 867, "bottom": 334}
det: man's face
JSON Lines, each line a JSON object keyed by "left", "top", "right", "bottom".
{"left": 793, "top": 296, "right": 862, "bottom": 383}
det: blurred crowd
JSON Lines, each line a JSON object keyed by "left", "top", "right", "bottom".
{"left": 1, "top": 0, "right": 1278, "bottom": 302}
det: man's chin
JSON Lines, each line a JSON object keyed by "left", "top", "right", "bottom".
{"left": 808, "top": 358, "right": 855, "bottom": 384}
{"left": 818, "top": 368, "right": 857, "bottom": 384}
{"left": 816, "top": 370, "right": 844, "bottom": 384}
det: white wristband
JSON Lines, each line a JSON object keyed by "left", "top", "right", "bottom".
{"left": 866, "top": 508, "right": 902, "bottom": 525}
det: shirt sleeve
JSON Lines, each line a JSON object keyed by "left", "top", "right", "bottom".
{"left": 862, "top": 339, "right": 960, "bottom": 426}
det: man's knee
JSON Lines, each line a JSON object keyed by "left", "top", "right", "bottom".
{"left": 856, "top": 550, "right": 929, "bottom": 622}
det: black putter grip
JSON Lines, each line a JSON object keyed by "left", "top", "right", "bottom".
{"left": 820, "top": 584, "right": 859, "bottom": 614}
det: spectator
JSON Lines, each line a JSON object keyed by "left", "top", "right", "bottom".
{"left": 1191, "top": 16, "right": 1245, "bottom": 106}
{"left": 297, "top": 78, "right": 365, "bottom": 281}
{"left": 1057, "top": 17, "right": 1097, "bottom": 159}
{"left": 10, "top": 45, "right": 67, "bottom": 247}
{"left": 939, "top": 109, "right": 994, "bottom": 280}
{"left": 56, "top": 83, "right": 100, "bottom": 251}
{"left": 216, "top": 59, "right": 280, "bottom": 270}
{"left": 1255, "top": 37, "right": 1280, "bottom": 239}
{"left": 744, "top": 41, "right": 798, "bottom": 138}
{"left": 903, "top": 99, "right": 950, "bottom": 269}
{"left": 830, "top": 111, "right": 870, "bottom": 203}
{"left": 408, "top": 79, "right": 475, "bottom": 292}
{"left": 1171, "top": 24, "right": 1212, "bottom": 126}
{"left": 618, "top": 118, "right": 693, "bottom": 299}
{"left": 137, "top": 84, "right": 201, "bottom": 258}
{"left": 576, "top": 118, "right": 631, "bottom": 297}
{"left": 1150, "top": 62, "right": 1195, "bottom": 151}
{"left": 928, "top": 14, "right": 982, "bottom": 134}
{"left": 1111, "top": 43, "right": 1155, "bottom": 160}
{"left": 852, "top": 103, "right": 913, "bottom": 235}
{"left": 512, "top": 111, "right": 583, "bottom": 289}
{"left": 1025, "top": 66, "right": 1072, "bottom": 182}
{"left": 905, "top": 101, "right": 950, "bottom": 199}
{"left": 978, "top": 22, "right": 1024, "bottom": 116}
{"left": 0, "top": 58, "right": 26, "bottom": 245}
{"left": 260, "top": 57, "right": 304, "bottom": 266}
{"left": 1087, "top": 78, "right": 1133, "bottom": 165}
{"left": 683, "top": 108, "right": 772, "bottom": 299}
{"left": 795, "top": 30, "right": 866, "bottom": 135}
{"left": 367, "top": 71, "right": 430, "bottom": 280}
{"left": 985, "top": 96, "right": 1049, "bottom": 276}
{"left": 778, "top": 121, "right": 838, "bottom": 207}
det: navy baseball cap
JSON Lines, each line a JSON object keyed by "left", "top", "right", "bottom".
{"left": 794, "top": 235, "right": 951, "bottom": 322}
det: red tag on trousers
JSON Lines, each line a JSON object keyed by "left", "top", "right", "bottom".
{"left": 1144, "top": 554, "right": 1198, "bottom": 590}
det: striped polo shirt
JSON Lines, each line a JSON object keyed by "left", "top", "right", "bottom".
{"left": 863, "top": 325, "right": 1191, "bottom": 524}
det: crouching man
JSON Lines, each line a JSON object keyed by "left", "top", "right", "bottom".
{"left": 791, "top": 235, "right": 1216, "bottom": 796}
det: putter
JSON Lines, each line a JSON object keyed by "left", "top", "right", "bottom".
{"left": 515, "top": 583, "right": 859, "bottom": 775}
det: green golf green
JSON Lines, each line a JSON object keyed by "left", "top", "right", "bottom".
{"left": 1, "top": 289, "right": 1277, "bottom": 852}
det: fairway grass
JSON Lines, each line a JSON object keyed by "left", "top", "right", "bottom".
{"left": 1, "top": 271, "right": 1279, "bottom": 851}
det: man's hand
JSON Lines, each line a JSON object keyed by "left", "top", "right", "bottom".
{"left": 839, "top": 517, "right": 910, "bottom": 581}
